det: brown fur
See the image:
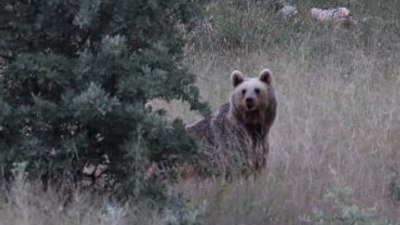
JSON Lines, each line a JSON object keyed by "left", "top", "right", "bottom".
{"left": 186, "top": 69, "right": 277, "bottom": 177}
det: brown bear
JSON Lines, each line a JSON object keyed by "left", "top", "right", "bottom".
{"left": 186, "top": 69, "right": 277, "bottom": 177}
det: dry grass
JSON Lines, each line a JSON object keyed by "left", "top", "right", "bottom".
{"left": 0, "top": 165, "right": 161, "bottom": 225}
{"left": 173, "top": 1, "right": 400, "bottom": 223}
{"left": 0, "top": 180, "right": 163, "bottom": 225}
{"left": 178, "top": 47, "right": 400, "bottom": 224}
{"left": 2, "top": 0, "right": 400, "bottom": 224}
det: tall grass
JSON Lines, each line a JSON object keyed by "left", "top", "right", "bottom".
{"left": 2, "top": 0, "right": 400, "bottom": 224}
{"left": 177, "top": 0, "right": 400, "bottom": 223}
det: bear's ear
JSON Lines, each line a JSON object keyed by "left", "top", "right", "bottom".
{"left": 231, "top": 70, "right": 244, "bottom": 87}
{"left": 259, "top": 69, "right": 272, "bottom": 85}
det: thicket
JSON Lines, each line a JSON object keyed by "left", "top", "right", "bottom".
{"left": 0, "top": 0, "right": 209, "bottom": 201}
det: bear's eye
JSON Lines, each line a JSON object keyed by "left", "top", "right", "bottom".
{"left": 242, "top": 89, "right": 247, "bottom": 95}
{"left": 254, "top": 88, "right": 260, "bottom": 95}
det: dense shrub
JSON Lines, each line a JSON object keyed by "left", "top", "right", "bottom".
{"left": 0, "top": 0, "right": 209, "bottom": 201}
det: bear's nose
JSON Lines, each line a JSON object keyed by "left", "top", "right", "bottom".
{"left": 245, "top": 97, "right": 254, "bottom": 108}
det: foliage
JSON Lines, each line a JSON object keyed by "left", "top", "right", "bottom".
{"left": 163, "top": 201, "right": 207, "bottom": 225}
{"left": 313, "top": 187, "right": 397, "bottom": 225}
{"left": 0, "top": 0, "right": 209, "bottom": 201}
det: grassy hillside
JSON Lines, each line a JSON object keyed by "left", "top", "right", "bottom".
{"left": 1, "top": 0, "right": 400, "bottom": 224}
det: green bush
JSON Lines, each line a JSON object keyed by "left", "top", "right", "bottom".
{"left": 0, "top": 0, "right": 209, "bottom": 201}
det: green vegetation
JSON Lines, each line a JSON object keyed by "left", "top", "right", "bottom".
{"left": 0, "top": 0, "right": 208, "bottom": 201}
{"left": 314, "top": 187, "right": 396, "bottom": 225}
{"left": 1, "top": 0, "right": 400, "bottom": 224}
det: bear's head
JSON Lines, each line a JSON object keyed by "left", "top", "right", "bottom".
{"left": 229, "top": 69, "right": 275, "bottom": 124}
